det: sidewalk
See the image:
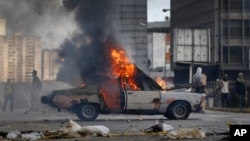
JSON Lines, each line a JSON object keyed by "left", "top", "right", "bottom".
{"left": 206, "top": 107, "right": 250, "bottom": 113}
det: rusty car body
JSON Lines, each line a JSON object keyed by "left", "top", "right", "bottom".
{"left": 41, "top": 77, "right": 205, "bottom": 121}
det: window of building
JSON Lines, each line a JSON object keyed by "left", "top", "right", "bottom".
{"left": 244, "top": 20, "right": 250, "bottom": 36}
{"left": 230, "top": 0, "right": 243, "bottom": 11}
{"left": 230, "top": 20, "right": 242, "bottom": 37}
{"left": 223, "top": 20, "right": 229, "bottom": 36}
{"left": 223, "top": 46, "right": 243, "bottom": 64}
{"left": 230, "top": 47, "right": 243, "bottom": 63}
{"left": 222, "top": 0, "right": 229, "bottom": 11}
{"left": 244, "top": 0, "right": 250, "bottom": 11}
{"left": 222, "top": 0, "right": 245, "bottom": 11}
{"left": 223, "top": 46, "right": 229, "bottom": 63}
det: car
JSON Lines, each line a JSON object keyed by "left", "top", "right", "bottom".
{"left": 41, "top": 75, "right": 205, "bottom": 121}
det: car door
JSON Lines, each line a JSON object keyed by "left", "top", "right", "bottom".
{"left": 125, "top": 90, "right": 161, "bottom": 110}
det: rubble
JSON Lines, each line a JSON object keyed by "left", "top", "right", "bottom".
{"left": 1, "top": 120, "right": 111, "bottom": 140}
{"left": 58, "top": 119, "right": 81, "bottom": 134}
{"left": 21, "top": 132, "right": 43, "bottom": 141}
{"left": 143, "top": 120, "right": 207, "bottom": 140}
{"left": 144, "top": 119, "right": 174, "bottom": 133}
{"left": 43, "top": 120, "right": 110, "bottom": 139}
{"left": 166, "top": 128, "right": 206, "bottom": 139}
{"left": 79, "top": 125, "right": 110, "bottom": 137}
{"left": 6, "top": 130, "right": 21, "bottom": 139}
{"left": 0, "top": 119, "right": 208, "bottom": 140}
{"left": 6, "top": 130, "right": 44, "bottom": 141}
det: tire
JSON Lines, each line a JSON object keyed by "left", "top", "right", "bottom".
{"left": 166, "top": 101, "right": 190, "bottom": 120}
{"left": 164, "top": 110, "right": 173, "bottom": 119}
{"left": 41, "top": 95, "right": 51, "bottom": 104}
{"left": 76, "top": 103, "right": 99, "bottom": 121}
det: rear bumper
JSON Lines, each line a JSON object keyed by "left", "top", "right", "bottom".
{"left": 41, "top": 95, "right": 52, "bottom": 104}
{"left": 193, "top": 94, "right": 206, "bottom": 112}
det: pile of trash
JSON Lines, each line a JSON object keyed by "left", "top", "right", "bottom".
{"left": 0, "top": 130, "right": 44, "bottom": 141}
{"left": 144, "top": 119, "right": 174, "bottom": 133}
{"left": 44, "top": 120, "right": 110, "bottom": 139}
{"left": 0, "top": 120, "right": 110, "bottom": 140}
{"left": 144, "top": 119, "right": 206, "bottom": 140}
{"left": 0, "top": 119, "right": 207, "bottom": 140}
{"left": 166, "top": 128, "right": 206, "bottom": 139}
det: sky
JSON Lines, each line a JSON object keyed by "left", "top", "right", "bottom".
{"left": 147, "top": 0, "right": 170, "bottom": 22}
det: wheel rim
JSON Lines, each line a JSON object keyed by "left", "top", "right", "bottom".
{"left": 174, "top": 104, "right": 187, "bottom": 118}
{"left": 82, "top": 105, "right": 96, "bottom": 118}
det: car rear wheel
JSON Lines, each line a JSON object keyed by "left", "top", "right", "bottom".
{"left": 76, "top": 103, "right": 99, "bottom": 121}
{"left": 165, "top": 101, "right": 190, "bottom": 120}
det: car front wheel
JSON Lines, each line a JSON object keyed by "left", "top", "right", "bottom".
{"left": 76, "top": 103, "right": 99, "bottom": 121}
{"left": 166, "top": 101, "right": 190, "bottom": 120}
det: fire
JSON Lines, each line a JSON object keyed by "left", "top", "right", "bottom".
{"left": 156, "top": 76, "right": 167, "bottom": 90}
{"left": 110, "top": 49, "right": 135, "bottom": 77}
{"left": 98, "top": 41, "right": 140, "bottom": 111}
{"left": 107, "top": 42, "right": 140, "bottom": 90}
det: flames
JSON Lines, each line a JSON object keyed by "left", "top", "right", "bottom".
{"left": 110, "top": 49, "right": 135, "bottom": 78}
{"left": 107, "top": 42, "right": 139, "bottom": 90}
{"left": 156, "top": 76, "right": 167, "bottom": 90}
{"left": 99, "top": 41, "right": 140, "bottom": 111}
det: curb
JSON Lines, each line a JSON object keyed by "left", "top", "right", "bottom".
{"left": 206, "top": 107, "right": 250, "bottom": 113}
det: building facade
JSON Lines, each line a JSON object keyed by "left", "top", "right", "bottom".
{"left": 0, "top": 19, "right": 6, "bottom": 36}
{"left": 0, "top": 33, "right": 42, "bottom": 82}
{"left": 171, "top": 0, "right": 250, "bottom": 83}
{"left": 114, "top": 0, "right": 148, "bottom": 70}
{"left": 42, "top": 49, "right": 60, "bottom": 81}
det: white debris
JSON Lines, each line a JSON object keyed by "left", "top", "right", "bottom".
{"left": 167, "top": 128, "right": 206, "bottom": 139}
{"left": 21, "top": 132, "right": 43, "bottom": 141}
{"left": 79, "top": 125, "right": 110, "bottom": 136}
{"left": 162, "top": 123, "right": 174, "bottom": 132}
{"left": 144, "top": 120, "right": 174, "bottom": 133}
{"left": 7, "top": 130, "right": 43, "bottom": 140}
{"left": 43, "top": 120, "right": 110, "bottom": 139}
{"left": 59, "top": 119, "right": 81, "bottom": 134}
{"left": 7, "top": 130, "right": 21, "bottom": 140}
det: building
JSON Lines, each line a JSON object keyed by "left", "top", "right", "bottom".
{"left": 0, "top": 19, "right": 6, "bottom": 36}
{"left": 147, "top": 22, "right": 171, "bottom": 69}
{"left": 171, "top": 0, "right": 250, "bottom": 83}
{"left": 0, "top": 33, "right": 42, "bottom": 82}
{"left": 146, "top": 21, "right": 173, "bottom": 78}
{"left": 114, "top": 0, "right": 148, "bottom": 70}
{"left": 42, "top": 49, "right": 60, "bottom": 81}
{"left": 148, "top": 32, "right": 170, "bottom": 69}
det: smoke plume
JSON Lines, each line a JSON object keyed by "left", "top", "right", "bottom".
{"left": 57, "top": 0, "right": 118, "bottom": 86}
{"left": 0, "top": 0, "right": 77, "bottom": 49}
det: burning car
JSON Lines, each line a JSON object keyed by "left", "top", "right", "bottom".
{"left": 41, "top": 68, "right": 205, "bottom": 121}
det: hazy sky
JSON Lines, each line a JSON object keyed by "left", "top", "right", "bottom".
{"left": 147, "top": 0, "right": 170, "bottom": 22}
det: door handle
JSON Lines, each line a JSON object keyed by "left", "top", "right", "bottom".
{"left": 128, "top": 92, "right": 133, "bottom": 94}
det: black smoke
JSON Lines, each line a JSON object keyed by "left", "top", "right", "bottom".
{"left": 57, "top": 0, "right": 116, "bottom": 86}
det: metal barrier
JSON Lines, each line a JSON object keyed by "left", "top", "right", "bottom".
{"left": 205, "top": 81, "right": 250, "bottom": 108}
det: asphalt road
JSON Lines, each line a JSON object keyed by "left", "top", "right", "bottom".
{"left": 1, "top": 108, "right": 249, "bottom": 140}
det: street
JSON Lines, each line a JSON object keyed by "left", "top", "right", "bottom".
{"left": 1, "top": 108, "right": 249, "bottom": 140}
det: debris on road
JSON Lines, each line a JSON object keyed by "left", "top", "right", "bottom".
{"left": 58, "top": 119, "right": 81, "bottom": 135}
{"left": 1, "top": 120, "right": 111, "bottom": 140}
{"left": 21, "top": 132, "right": 44, "bottom": 141}
{"left": 79, "top": 125, "right": 110, "bottom": 137}
{"left": 6, "top": 130, "right": 44, "bottom": 140}
{"left": 6, "top": 130, "right": 21, "bottom": 140}
{"left": 0, "top": 119, "right": 208, "bottom": 140}
{"left": 43, "top": 120, "right": 110, "bottom": 139}
{"left": 166, "top": 128, "right": 206, "bottom": 139}
{"left": 138, "top": 116, "right": 143, "bottom": 120}
{"left": 144, "top": 119, "right": 174, "bottom": 133}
